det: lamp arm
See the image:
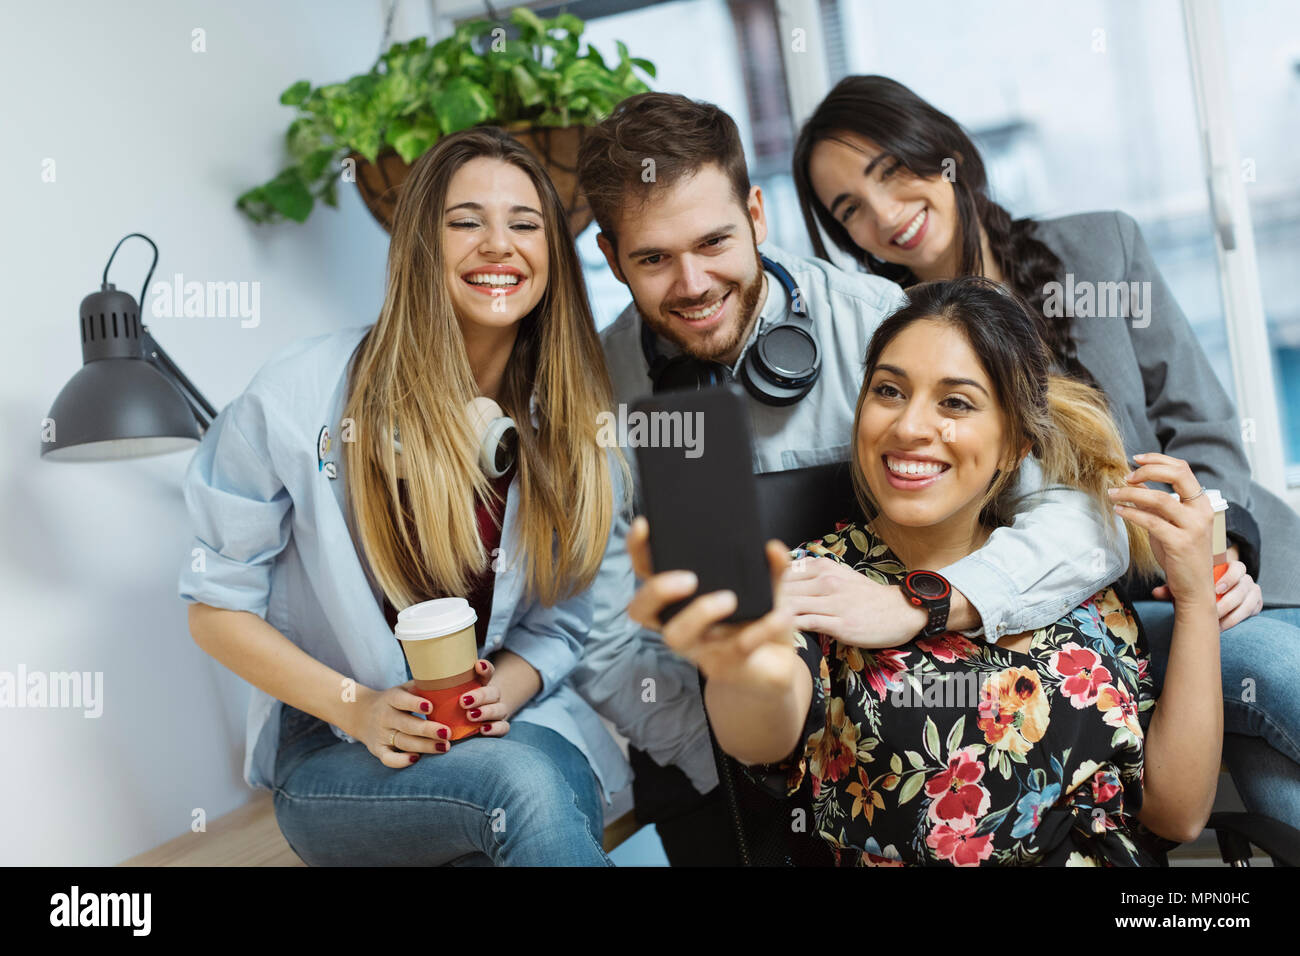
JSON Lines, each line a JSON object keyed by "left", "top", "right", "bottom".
{"left": 140, "top": 328, "right": 217, "bottom": 429}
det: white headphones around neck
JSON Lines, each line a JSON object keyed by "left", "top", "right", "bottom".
{"left": 392, "top": 397, "right": 518, "bottom": 479}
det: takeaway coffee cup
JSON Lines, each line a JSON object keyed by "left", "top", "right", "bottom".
{"left": 395, "top": 597, "right": 483, "bottom": 741}
{"left": 1207, "top": 489, "right": 1229, "bottom": 599}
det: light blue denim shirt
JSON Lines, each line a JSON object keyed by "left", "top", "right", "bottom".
{"left": 178, "top": 326, "right": 632, "bottom": 802}
{"left": 571, "top": 243, "right": 1130, "bottom": 794}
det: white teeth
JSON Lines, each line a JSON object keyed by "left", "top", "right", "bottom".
{"left": 677, "top": 296, "right": 725, "bottom": 321}
{"left": 465, "top": 273, "right": 521, "bottom": 286}
{"left": 886, "top": 455, "right": 947, "bottom": 477}
{"left": 893, "top": 209, "right": 926, "bottom": 246}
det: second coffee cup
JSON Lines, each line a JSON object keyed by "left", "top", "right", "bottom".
{"left": 394, "top": 597, "right": 484, "bottom": 742}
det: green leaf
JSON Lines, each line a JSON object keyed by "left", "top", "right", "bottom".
{"left": 319, "top": 176, "right": 339, "bottom": 209}
{"left": 373, "top": 70, "right": 418, "bottom": 119}
{"left": 300, "top": 147, "right": 337, "bottom": 182}
{"left": 945, "top": 716, "right": 965, "bottom": 757}
{"left": 286, "top": 117, "right": 329, "bottom": 161}
{"left": 630, "top": 57, "right": 657, "bottom": 78}
{"left": 923, "top": 716, "right": 940, "bottom": 761}
{"left": 904, "top": 749, "right": 925, "bottom": 770}
{"left": 432, "top": 76, "right": 495, "bottom": 134}
{"left": 973, "top": 803, "right": 1013, "bottom": 837}
{"left": 387, "top": 114, "right": 439, "bottom": 163}
{"left": 510, "top": 63, "right": 543, "bottom": 107}
{"left": 898, "top": 771, "right": 925, "bottom": 806}
{"left": 458, "top": 18, "right": 496, "bottom": 38}
{"left": 510, "top": 6, "right": 546, "bottom": 39}
{"left": 554, "top": 13, "right": 585, "bottom": 37}
{"left": 235, "top": 185, "right": 274, "bottom": 223}
{"left": 279, "top": 80, "right": 311, "bottom": 106}
{"left": 889, "top": 752, "right": 903, "bottom": 775}
{"left": 263, "top": 169, "right": 313, "bottom": 223}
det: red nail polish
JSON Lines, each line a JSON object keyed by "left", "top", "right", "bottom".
{"left": 462, "top": 695, "right": 474, "bottom": 705}
{"left": 408, "top": 754, "right": 418, "bottom": 763}
{"left": 477, "top": 661, "right": 488, "bottom": 672}
{"left": 469, "top": 709, "right": 481, "bottom": 719}
{"left": 480, "top": 723, "right": 491, "bottom": 733}
{"left": 437, "top": 741, "right": 449, "bottom": 753}
{"left": 420, "top": 701, "right": 430, "bottom": 713}
{"left": 437, "top": 727, "right": 449, "bottom": 740}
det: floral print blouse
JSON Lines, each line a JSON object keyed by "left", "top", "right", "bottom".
{"left": 746, "top": 521, "right": 1175, "bottom": 867}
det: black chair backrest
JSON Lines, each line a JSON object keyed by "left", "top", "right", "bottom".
{"left": 704, "top": 459, "right": 862, "bottom": 866}
{"left": 756, "top": 460, "right": 860, "bottom": 548}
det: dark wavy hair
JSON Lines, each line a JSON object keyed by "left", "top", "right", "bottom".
{"left": 792, "top": 75, "right": 1091, "bottom": 383}
{"left": 850, "top": 276, "right": 1155, "bottom": 574}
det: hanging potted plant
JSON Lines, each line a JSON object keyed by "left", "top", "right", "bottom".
{"left": 236, "top": 7, "right": 656, "bottom": 236}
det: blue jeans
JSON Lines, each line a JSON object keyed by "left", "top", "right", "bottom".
{"left": 271, "top": 703, "right": 611, "bottom": 866}
{"left": 1134, "top": 600, "right": 1300, "bottom": 828}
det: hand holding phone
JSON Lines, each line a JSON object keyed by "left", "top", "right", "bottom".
{"left": 626, "top": 514, "right": 799, "bottom": 686}
{"left": 630, "top": 386, "right": 773, "bottom": 623}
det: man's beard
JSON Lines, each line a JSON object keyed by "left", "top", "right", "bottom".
{"left": 633, "top": 246, "right": 766, "bottom": 364}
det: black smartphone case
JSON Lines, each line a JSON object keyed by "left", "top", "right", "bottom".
{"left": 631, "top": 386, "right": 773, "bottom": 623}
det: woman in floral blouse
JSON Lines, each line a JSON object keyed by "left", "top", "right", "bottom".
{"left": 626, "top": 277, "right": 1224, "bottom": 866}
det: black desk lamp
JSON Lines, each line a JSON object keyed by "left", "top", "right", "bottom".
{"left": 41, "top": 233, "right": 217, "bottom": 462}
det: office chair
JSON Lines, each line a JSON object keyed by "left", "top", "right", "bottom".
{"left": 700, "top": 460, "right": 1300, "bottom": 867}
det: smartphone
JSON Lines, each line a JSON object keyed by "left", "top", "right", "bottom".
{"left": 631, "top": 385, "right": 773, "bottom": 624}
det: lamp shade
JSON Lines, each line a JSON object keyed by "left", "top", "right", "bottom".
{"left": 41, "top": 360, "right": 202, "bottom": 461}
{"left": 40, "top": 283, "right": 202, "bottom": 462}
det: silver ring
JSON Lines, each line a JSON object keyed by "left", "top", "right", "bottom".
{"left": 388, "top": 730, "right": 397, "bottom": 748}
{"left": 1180, "top": 486, "right": 1206, "bottom": 503}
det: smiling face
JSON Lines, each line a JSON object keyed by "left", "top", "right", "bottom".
{"left": 857, "top": 318, "right": 1019, "bottom": 531}
{"left": 597, "top": 163, "right": 768, "bottom": 366}
{"left": 442, "top": 157, "right": 549, "bottom": 334}
{"left": 808, "top": 131, "right": 960, "bottom": 282}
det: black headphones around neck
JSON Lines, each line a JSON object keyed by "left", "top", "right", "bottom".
{"left": 639, "top": 255, "right": 820, "bottom": 406}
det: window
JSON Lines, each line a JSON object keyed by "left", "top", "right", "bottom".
{"left": 1219, "top": 0, "right": 1300, "bottom": 482}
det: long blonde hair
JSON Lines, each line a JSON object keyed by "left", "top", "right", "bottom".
{"left": 849, "top": 276, "right": 1157, "bottom": 577}
{"left": 344, "top": 127, "right": 629, "bottom": 609}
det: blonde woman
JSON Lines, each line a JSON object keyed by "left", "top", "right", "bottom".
{"left": 180, "top": 128, "right": 630, "bottom": 866}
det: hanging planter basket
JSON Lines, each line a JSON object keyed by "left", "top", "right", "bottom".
{"left": 350, "top": 124, "right": 594, "bottom": 238}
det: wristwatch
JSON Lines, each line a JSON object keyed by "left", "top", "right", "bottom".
{"left": 901, "top": 570, "right": 952, "bottom": 638}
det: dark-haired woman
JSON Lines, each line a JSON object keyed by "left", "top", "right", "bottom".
{"left": 627, "top": 278, "right": 1222, "bottom": 865}
{"left": 791, "top": 74, "right": 1300, "bottom": 829}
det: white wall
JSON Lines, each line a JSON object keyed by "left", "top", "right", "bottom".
{"left": 0, "top": 0, "right": 432, "bottom": 865}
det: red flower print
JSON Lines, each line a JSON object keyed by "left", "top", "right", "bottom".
{"left": 1051, "top": 642, "right": 1112, "bottom": 708}
{"left": 924, "top": 746, "right": 991, "bottom": 827}
{"left": 926, "top": 820, "right": 995, "bottom": 866}
{"left": 916, "top": 632, "right": 980, "bottom": 663}
{"left": 1091, "top": 770, "right": 1120, "bottom": 805}
{"left": 863, "top": 648, "right": 911, "bottom": 701}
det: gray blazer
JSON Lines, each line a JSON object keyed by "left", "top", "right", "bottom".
{"left": 1033, "top": 211, "right": 1300, "bottom": 606}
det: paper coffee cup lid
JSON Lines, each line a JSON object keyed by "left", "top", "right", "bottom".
{"left": 394, "top": 597, "right": 477, "bottom": 639}
{"left": 1205, "top": 488, "right": 1228, "bottom": 512}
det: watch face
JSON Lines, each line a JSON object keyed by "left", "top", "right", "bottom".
{"left": 907, "top": 571, "right": 950, "bottom": 600}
